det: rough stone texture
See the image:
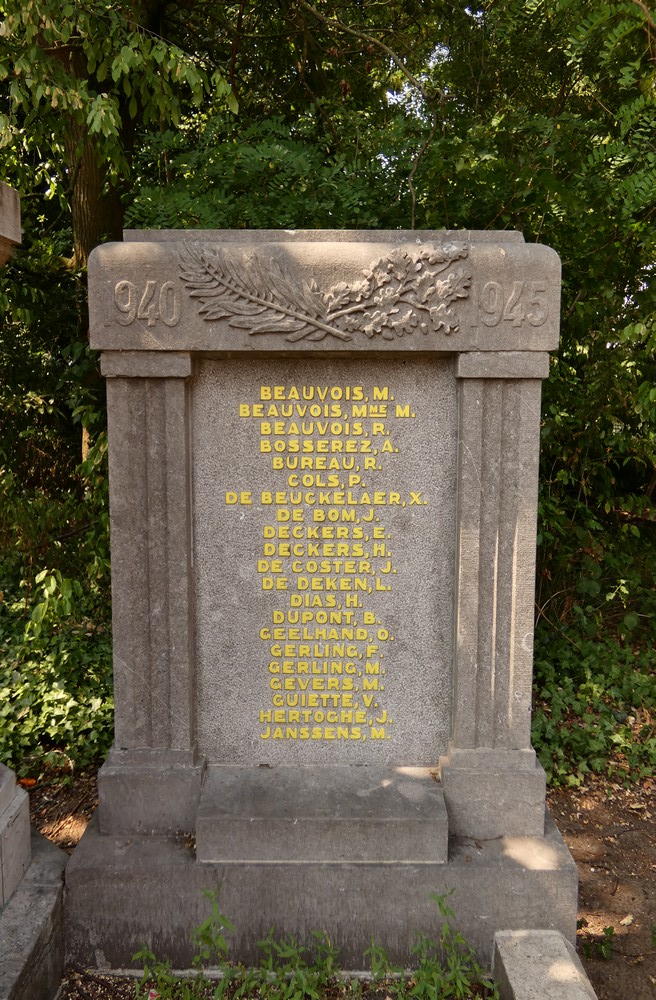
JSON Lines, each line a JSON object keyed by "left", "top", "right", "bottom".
{"left": 195, "top": 764, "right": 449, "bottom": 862}
{"left": 450, "top": 366, "right": 544, "bottom": 752}
{"left": 0, "top": 765, "right": 30, "bottom": 906}
{"left": 66, "top": 810, "right": 576, "bottom": 971}
{"left": 0, "top": 183, "right": 20, "bottom": 266}
{"left": 493, "top": 930, "right": 598, "bottom": 1000}
{"left": 0, "top": 831, "right": 66, "bottom": 1000}
{"left": 456, "top": 351, "right": 550, "bottom": 380}
{"left": 124, "top": 228, "right": 526, "bottom": 245}
{"left": 103, "top": 358, "right": 195, "bottom": 752}
{"left": 101, "top": 351, "right": 193, "bottom": 378}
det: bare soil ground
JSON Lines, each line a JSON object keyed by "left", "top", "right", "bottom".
{"left": 26, "top": 768, "right": 656, "bottom": 1000}
{"left": 548, "top": 777, "right": 656, "bottom": 999}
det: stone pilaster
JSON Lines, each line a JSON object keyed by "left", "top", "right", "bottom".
{"left": 97, "top": 352, "right": 204, "bottom": 834}
{"left": 439, "top": 352, "right": 549, "bottom": 838}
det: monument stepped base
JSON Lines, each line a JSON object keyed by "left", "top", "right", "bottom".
{"left": 64, "top": 808, "right": 577, "bottom": 971}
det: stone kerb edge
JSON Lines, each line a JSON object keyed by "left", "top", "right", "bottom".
{"left": 493, "top": 930, "right": 599, "bottom": 1000}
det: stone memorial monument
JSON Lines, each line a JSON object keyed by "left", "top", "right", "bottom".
{"left": 66, "top": 229, "right": 578, "bottom": 969}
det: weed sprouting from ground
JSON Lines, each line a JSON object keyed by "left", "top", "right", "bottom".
{"left": 133, "top": 891, "right": 498, "bottom": 1000}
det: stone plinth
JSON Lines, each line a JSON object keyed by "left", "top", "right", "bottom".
{"left": 66, "top": 810, "right": 577, "bottom": 970}
{"left": 493, "top": 930, "right": 598, "bottom": 999}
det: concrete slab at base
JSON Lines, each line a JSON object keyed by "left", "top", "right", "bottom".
{"left": 0, "top": 831, "right": 67, "bottom": 1000}
{"left": 196, "top": 765, "right": 449, "bottom": 863}
{"left": 493, "top": 930, "right": 598, "bottom": 1000}
{"left": 65, "top": 810, "right": 577, "bottom": 971}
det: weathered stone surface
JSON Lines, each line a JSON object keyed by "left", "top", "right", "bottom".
{"left": 195, "top": 764, "right": 449, "bottom": 862}
{"left": 89, "top": 233, "right": 560, "bottom": 354}
{"left": 100, "top": 351, "right": 193, "bottom": 378}
{"left": 66, "top": 810, "right": 576, "bottom": 970}
{"left": 450, "top": 368, "right": 544, "bottom": 758}
{"left": 124, "top": 228, "right": 526, "bottom": 245}
{"left": 98, "top": 748, "right": 204, "bottom": 835}
{"left": 0, "top": 765, "right": 30, "bottom": 906}
{"left": 439, "top": 749, "right": 547, "bottom": 838}
{"left": 103, "top": 362, "right": 195, "bottom": 752}
{"left": 0, "top": 764, "right": 19, "bottom": 816}
{"left": 456, "top": 350, "right": 550, "bottom": 379}
{"left": 493, "top": 929, "right": 598, "bottom": 1000}
{"left": 192, "top": 356, "right": 456, "bottom": 765}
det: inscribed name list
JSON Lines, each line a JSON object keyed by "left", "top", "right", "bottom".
{"left": 192, "top": 357, "right": 456, "bottom": 764}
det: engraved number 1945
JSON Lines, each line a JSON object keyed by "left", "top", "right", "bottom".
{"left": 114, "top": 280, "right": 180, "bottom": 327}
{"left": 475, "top": 280, "right": 548, "bottom": 327}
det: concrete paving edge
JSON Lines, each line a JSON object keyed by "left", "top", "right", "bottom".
{"left": 0, "top": 830, "right": 67, "bottom": 1000}
{"left": 493, "top": 930, "right": 598, "bottom": 1000}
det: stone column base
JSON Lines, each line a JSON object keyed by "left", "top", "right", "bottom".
{"left": 439, "top": 747, "right": 546, "bottom": 839}
{"left": 98, "top": 747, "right": 205, "bottom": 836}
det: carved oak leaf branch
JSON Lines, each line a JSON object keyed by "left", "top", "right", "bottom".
{"left": 179, "top": 241, "right": 471, "bottom": 342}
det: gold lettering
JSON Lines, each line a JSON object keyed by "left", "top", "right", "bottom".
{"left": 239, "top": 381, "right": 417, "bottom": 745}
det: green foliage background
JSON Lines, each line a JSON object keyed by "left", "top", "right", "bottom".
{"left": 0, "top": 0, "right": 654, "bottom": 783}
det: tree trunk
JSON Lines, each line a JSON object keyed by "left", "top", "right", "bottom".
{"left": 66, "top": 125, "right": 124, "bottom": 271}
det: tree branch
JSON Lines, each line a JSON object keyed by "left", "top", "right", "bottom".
{"left": 628, "top": 0, "right": 656, "bottom": 34}
{"left": 295, "top": 0, "right": 444, "bottom": 104}
{"left": 407, "top": 112, "right": 440, "bottom": 229}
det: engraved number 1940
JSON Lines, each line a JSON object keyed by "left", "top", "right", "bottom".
{"left": 114, "top": 280, "right": 181, "bottom": 327}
